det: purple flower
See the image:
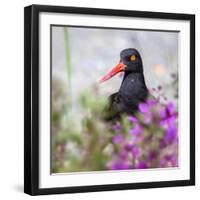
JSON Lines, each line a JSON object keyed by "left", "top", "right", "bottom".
{"left": 146, "top": 99, "right": 158, "bottom": 106}
{"left": 164, "top": 120, "right": 177, "bottom": 143}
{"left": 124, "top": 143, "right": 134, "bottom": 151}
{"left": 159, "top": 139, "right": 167, "bottom": 148}
{"left": 138, "top": 99, "right": 159, "bottom": 124}
{"left": 160, "top": 154, "right": 178, "bottom": 167}
{"left": 124, "top": 143, "right": 140, "bottom": 158}
{"left": 112, "top": 134, "right": 123, "bottom": 144}
{"left": 129, "top": 124, "right": 143, "bottom": 135}
{"left": 135, "top": 161, "right": 148, "bottom": 169}
{"left": 148, "top": 151, "right": 157, "bottom": 161}
{"left": 128, "top": 116, "right": 137, "bottom": 123}
{"left": 159, "top": 159, "right": 166, "bottom": 168}
{"left": 110, "top": 162, "right": 129, "bottom": 170}
{"left": 108, "top": 157, "right": 130, "bottom": 170}
{"left": 119, "top": 150, "right": 128, "bottom": 159}
{"left": 160, "top": 102, "right": 177, "bottom": 125}
{"left": 170, "top": 155, "right": 178, "bottom": 166}
{"left": 167, "top": 102, "right": 175, "bottom": 114}
{"left": 112, "top": 122, "right": 121, "bottom": 131}
{"left": 139, "top": 102, "right": 149, "bottom": 113}
{"left": 131, "top": 146, "right": 140, "bottom": 158}
{"left": 164, "top": 154, "right": 174, "bottom": 161}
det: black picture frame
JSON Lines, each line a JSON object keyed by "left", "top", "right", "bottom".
{"left": 24, "top": 4, "right": 195, "bottom": 195}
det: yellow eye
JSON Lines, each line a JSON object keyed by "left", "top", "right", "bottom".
{"left": 130, "top": 55, "right": 136, "bottom": 61}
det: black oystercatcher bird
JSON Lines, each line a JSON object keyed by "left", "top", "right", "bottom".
{"left": 99, "top": 48, "right": 150, "bottom": 120}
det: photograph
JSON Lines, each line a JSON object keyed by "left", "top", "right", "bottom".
{"left": 51, "top": 25, "right": 179, "bottom": 173}
{"left": 24, "top": 5, "right": 195, "bottom": 195}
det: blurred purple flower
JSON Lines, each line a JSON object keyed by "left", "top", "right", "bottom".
{"left": 110, "top": 162, "right": 129, "bottom": 170}
{"left": 112, "top": 134, "right": 123, "bottom": 144}
{"left": 119, "top": 150, "right": 128, "bottom": 159}
{"left": 159, "top": 159, "right": 166, "bottom": 167}
{"left": 124, "top": 143, "right": 134, "bottom": 151}
{"left": 160, "top": 102, "right": 177, "bottom": 125}
{"left": 160, "top": 154, "right": 178, "bottom": 167}
{"left": 131, "top": 146, "right": 140, "bottom": 158}
{"left": 129, "top": 124, "right": 143, "bottom": 135}
{"left": 139, "top": 102, "right": 149, "bottom": 113}
{"left": 136, "top": 161, "right": 148, "bottom": 169}
{"left": 128, "top": 116, "right": 137, "bottom": 123}
{"left": 164, "top": 120, "right": 177, "bottom": 143}
{"left": 138, "top": 100, "right": 158, "bottom": 124}
{"left": 148, "top": 151, "right": 157, "bottom": 161}
{"left": 112, "top": 122, "right": 121, "bottom": 131}
{"left": 168, "top": 155, "right": 178, "bottom": 166}
{"left": 146, "top": 99, "right": 158, "bottom": 106}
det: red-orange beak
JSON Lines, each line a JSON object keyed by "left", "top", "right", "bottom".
{"left": 99, "top": 62, "right": 126, "bottom": 83}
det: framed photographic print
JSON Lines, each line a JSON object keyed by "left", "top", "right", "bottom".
{"left": 24, "top": 4, "right": 195, "bottom": 195}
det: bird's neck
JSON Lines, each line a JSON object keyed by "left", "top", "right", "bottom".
{"left": 122, "top": 71, "right": 144, "bottom": 84}
{"left": 119, "top": 72, "right": 148, "bottom": 101}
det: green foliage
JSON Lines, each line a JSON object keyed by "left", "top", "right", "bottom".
{"left": 52, "top": 84, "right": 112, "bottom": 173}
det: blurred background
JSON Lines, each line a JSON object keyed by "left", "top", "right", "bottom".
{"left": 51, "top": 26, "right": 178, "bottom": 173}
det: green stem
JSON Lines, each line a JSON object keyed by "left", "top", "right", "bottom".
{"left": 63, "top": 27, "right": 72, "bottom": 90}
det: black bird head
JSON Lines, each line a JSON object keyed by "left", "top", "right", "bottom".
{"left": 120, "top": 48, "right": 143, "bottom": 73}
{"left": 99, "top": 48, "right": 143, "bottom": 83}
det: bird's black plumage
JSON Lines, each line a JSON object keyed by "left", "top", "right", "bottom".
{"left": 101, "top": 48, "right": 149, "bottom": 120}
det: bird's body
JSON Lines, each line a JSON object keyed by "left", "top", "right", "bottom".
{"left": 106, "top": 73, "right": 149, "bottom": 120}
{"left": 99, "top": 48, "right": 151, "bottom": 120}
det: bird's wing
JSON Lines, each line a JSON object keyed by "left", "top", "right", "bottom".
{"left": 103, "top": 92, "right": 123, "bottom": 120}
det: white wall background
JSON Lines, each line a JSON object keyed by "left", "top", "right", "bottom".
{"left": 0, "top": 0, "right": 198, "bottom": 199}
